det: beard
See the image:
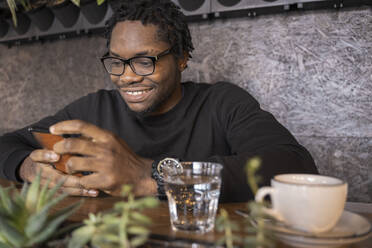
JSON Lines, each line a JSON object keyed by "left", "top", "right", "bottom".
{"left": 125, "top": 81, "right": 179, "bottom": 118}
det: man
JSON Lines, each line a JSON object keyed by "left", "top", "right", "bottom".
{"left": 0, "top": 0, "right": 317, "bottom": 202}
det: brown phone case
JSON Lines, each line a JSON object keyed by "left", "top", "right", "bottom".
{"left": 31, "top": 131, "right": 83, "bottom": 177}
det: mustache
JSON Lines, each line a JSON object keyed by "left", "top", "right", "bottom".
{"left": 115, "top": 79, "right": 157, "bottom": 89}
{"left": 116, "top": 84, "right": 156, "bottom": 89}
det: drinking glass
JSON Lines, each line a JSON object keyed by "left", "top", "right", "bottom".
{"left": 163, "top": 161, "right": 223, "bottom": 233}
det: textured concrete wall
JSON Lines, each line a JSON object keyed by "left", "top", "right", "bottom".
{"left": 0, "top": 7, "right": 371, "bottom": 202}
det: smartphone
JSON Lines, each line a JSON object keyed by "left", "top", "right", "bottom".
{"left": 28, "top": 126, "right": 84, "bottom": 177}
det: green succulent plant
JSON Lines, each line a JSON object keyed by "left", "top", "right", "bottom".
{"left": 6, "top": 0, "right": 41, "bottom": 26}
{"left": 0, "top": 173, "right": 82, "bottom": 248}
{"left": 70, "top": 0, "right": 106, "bottom": 7}
{"left": 6, "top": 0, "right": 18, "bottom": 26}
{"left": 5, "top": 0, "right": 107, "bottom": 27}
{"left": 216, "top": 157, "right": 275, "bottom": 248}
{"left": 68, "top": 185, "right": 159, "bottom": 248}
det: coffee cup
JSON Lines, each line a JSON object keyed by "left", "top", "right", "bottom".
{"left": 255, "top": 174, "right": 347, "bottom": 233}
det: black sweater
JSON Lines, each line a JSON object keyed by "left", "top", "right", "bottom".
{"left": 0, "top": 82, "right": 318, "bottom": 202}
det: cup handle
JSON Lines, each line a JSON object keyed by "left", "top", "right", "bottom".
{"left": 255, "top": 187, "right": 285, "bottom": 222}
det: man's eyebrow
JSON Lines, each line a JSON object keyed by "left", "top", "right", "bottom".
{"left": 109, "top": 50, "right": 150, "bottom": 58}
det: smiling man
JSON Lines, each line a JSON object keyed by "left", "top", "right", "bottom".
{"left": 106, "top": 20, "right": 185, "bottom": 115}
{"left": 0, "top": 0, "right": 318, "bottom": 202}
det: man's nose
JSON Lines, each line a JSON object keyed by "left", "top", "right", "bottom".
{"left": 118, "top": 64, "right": 143, "bottom": 84}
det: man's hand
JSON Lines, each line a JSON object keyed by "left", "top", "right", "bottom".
{"left": 19, "top": 152, "right": 99, "bottom": 197}
{"left": 50, "top": 120, "right": 157, "bottom": 197}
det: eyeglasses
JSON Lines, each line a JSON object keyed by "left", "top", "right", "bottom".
{"left": 100, "top": 48, "right": 172, "bottom": 76}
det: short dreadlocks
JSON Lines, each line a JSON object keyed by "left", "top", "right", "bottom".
{"left": 105, "top": 0, "right": 194, "bottom": 59}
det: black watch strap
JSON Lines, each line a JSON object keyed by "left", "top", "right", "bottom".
{"left": 151, "top": 158, "right": 180, "bottom": 200}
{"left": 151, "top": 160, "right": 167, "bottom": 200}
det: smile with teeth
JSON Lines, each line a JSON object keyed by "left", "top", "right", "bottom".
{"left": 125, "top": 89, "right": 152, "bottom": 95}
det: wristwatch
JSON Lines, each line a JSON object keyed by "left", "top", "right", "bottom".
{"left": 151, "top": 157, "right": 181, "bottom": 200}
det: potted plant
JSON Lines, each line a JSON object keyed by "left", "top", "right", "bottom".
{"left": 47, "top": 0, "right": 80, "bottom": 28}
{"left": 5, "top": 0, "right": 31, "bottom": 35}
{"left": 4, "top": 0, "right": 32, "bottom": 35}
{"left": 5, "top": 0, "right": 18, "bottom": 26}
{"left": 23, "top": 0, "right": 55, "bottom": 31}
{"left": 80, "top": 0, "right": 107, "bottom": 25}
{"left": 216, "top": 158, "right": 275, "bottom": 248}
{"left": 0, "top": 9, "right": 10, "bottom": 37}
{"left": 7, "top": 12, "right": 31, "bottom": 35}
{"left": 68, "top": 185, "right": 159, "bottom": 248}
{"left": 0, "top": 18, "right": 9, "bottom": 37}
{"left": 0, "top": 173, "right": 82, "bottom": 247}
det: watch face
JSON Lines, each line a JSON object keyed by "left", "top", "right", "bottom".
{"left": 157, "top": 158, "right": 182, "bottom": 177}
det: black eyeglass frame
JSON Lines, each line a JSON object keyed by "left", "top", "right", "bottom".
{"left": 100, "top": 48, "right": 172, "bottom": 76}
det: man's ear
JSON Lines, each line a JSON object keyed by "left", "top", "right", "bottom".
{"left": 178, "top": 51, "right": 189, "bottom": 72}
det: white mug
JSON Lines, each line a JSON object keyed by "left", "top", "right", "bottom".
{"left": 255, "top": 174, "right": 347, "bottom": 233}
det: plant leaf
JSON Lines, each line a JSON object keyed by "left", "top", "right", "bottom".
{"left": 0, "top": 241, "right": 12, "bottom": 248}
{"left": 0, "top": 217, "right": 25, "bottom": 247}
{"left": 36, "top": 178, "right": 52, "bottom": 212}
{"left": 97, "top": 0, "right": 105, "bottom": 6}
{"left": 121, "top": 185, "right": 133, "bottom": 197}
{"left": 70, "top": 0, "right": 80, "bottom": 7}
{"left": 139, "top": 197, "right": 159, "bottom": 208}
{"left": 216, "top": 236, "right": 226, "bottom": 246}
{"left": 102, "top": 216, "right": 121, "bottom": 226}
{"left": 0, "top": 189, "right": 13, "bottom": 218}
{"left": 52, "top": 222, "right": 83, "bottom": 239}
{"left": 6, "top": 0, "right": 18, "bottom": 27}
{"left": 129, "top": 212, "right": 151, "bottom": 225}
{"left": 25, "top": 172, "right": 41, "bottom": 212}
{"left": 24, "top": 208, "right": 48, "bottom": 238}
{"left": 129, "top": 234, "right": 148, "bottom": 247}
{"left": 26, "top": 200, "right": 78, "bottom": 246}
{"left": 127, "top": 226, "right": 149, "bottom": 235}
{"left": 20, "top": 182, "right": 29, "bottom": 199}
{"left": 25, "top": 184, "right": 69, "bottom": 238}
{"left": 49, "top": 199, "right": 82, "bottom": 222}
{"left": 215, "top": 224, "right": 224, "bottom": 232}
{"left": 243, "top": 236, "right": 257, "bottom": 245}
{"left": 25, "top": 190, "right": 73, "bottom": 238}
{"left": 44, "top": 179, "right": 64, "bottom": 204}
{"left": 113, "top": 202, "right": 128, "bottom": 211}
{"left": 97, "top": 233, "right": 120, "bottom": 243}
{"left": 32, "top": 191, "right": 68, "bottom": 221}
{"left": 9, "top": 196, "right": 28, "bottom": 231}
{"left": 245, "top": 226, "right": 257, "bottom": 233}
{"left": 68, "top": 225, "right": 95, "bottom": 248}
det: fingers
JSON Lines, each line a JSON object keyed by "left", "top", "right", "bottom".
{"left": 53, "top": 137, "right": 107, "bottom": 157}
{"left": 65, "top": 156, "right": 99, "bottom": 174}
{"left": 22, "top": 161, "right": 51, "bottom": 182}
{"left": 79, "top": 173, "right": 113, "bottom": 191}
{"left": 22, "top": 158, "right": 99, "bottom": 197}
{"left": 58, "top": 187, "right": 99, "bottom": 197}
{"left": 66, "top": 160, "right": 121, "bottom": 193}
{"left": 33, "top": 163, "right": 81, "bottom": 189}
{"left": 29, "top": 149, "right": 60, "bottom": 163}
{"left": 38, "top": 164, "right": 99, "bottom": 197}
{"left": 50, "top": 120, "right": 114, "bottom": 144}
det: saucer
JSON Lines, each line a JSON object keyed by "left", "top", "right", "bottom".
{"left": 265, "top": 210, "right": 372, "bottom": 248}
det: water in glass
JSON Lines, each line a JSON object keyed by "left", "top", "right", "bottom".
{"left": 165, "top": 172, "right": 221, "bottom": 233}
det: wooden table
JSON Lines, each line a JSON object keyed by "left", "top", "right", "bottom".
{"left": 1, "top": 179, "right": 371, "bottom": 247}
{"left": 54, "top": 192, "right": 372, "bottom": 248}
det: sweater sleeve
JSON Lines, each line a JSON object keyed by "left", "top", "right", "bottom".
{"left": 0, "top": 114, "right": 68, "bottom": 182}
{"left": 0, "top": 91, "right": 100, "bottom": 182}
{"left": 208, "top": 83, "right": 318, "bottom": 202}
